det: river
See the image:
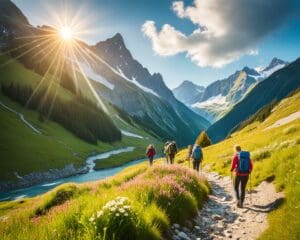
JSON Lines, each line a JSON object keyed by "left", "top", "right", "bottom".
{"left": 0, "top": 147, "right": 148, "bottom": 202}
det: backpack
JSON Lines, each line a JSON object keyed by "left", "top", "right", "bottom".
{"left": 192, "top": 146, "right": 202, "bottom": 161}
{"left": 237, "top": 151, "right": 250, "bottom": 173}
{"left": 166, "top": 142, "right": 177, "bottom": 156}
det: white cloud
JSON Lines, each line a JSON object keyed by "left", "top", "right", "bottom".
{"left": 142, "top": 0, "right": 294, "bottom": 67}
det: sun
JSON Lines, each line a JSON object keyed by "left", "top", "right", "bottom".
{"left": 59, "top": 26, "right": 73, "bottom": 41}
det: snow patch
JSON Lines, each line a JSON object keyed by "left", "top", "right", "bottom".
{"left": 248, "top": 74, "right": 262, "bottom": 81}
{"left": 79, "top": 62, "right": 114, "bottom": 90}
{"left": 117, "top": 67, "right": 160, "bottom": 97}
{"left": 121, "top": 130, "right": 144, "bottom": 139}
{"left": 260, "top": 64, "right": 286, "bottom": 78}
{"left": 192, "top": 94, "right": 229, "bottom": 111}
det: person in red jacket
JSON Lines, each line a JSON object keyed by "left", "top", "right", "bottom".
{"left": 146, "top": 144, "right": 156, "bottom": 166}
{"left": 230, "top": 145, "right": 253, "bottom": 208}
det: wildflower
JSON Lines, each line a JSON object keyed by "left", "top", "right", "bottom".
{"left": 119, "top": 208, "right": 125, "bottom": 213}
{"left": 89, "top": 216, "right": 95, "bottom": 222}
{"left": 116, "top": 213, "right": 120, "bottom": 216}
{"left": 110, "top": 207, "right": 116, "bottom": 212}
{"left": 97, "top": 210, "right": 103, "bottom": 218}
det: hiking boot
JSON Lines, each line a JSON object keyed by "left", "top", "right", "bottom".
{"left": 237, "top": 200, "right": 242, "bottom": 208}
{"left": 238, "top": 200, "right": 243, "bottom": 208}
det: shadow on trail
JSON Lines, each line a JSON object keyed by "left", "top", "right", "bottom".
{"left": 246, "top": 197, "right": 285, "bottom": 213}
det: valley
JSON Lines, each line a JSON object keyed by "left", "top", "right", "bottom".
{"left": 0, "top": 0, "right": 299, "bottom": 239}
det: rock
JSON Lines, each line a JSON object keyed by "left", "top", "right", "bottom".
{"left": 178, "top": 231, "right": 190, "bottom": 240}
{"left": 182, "top": 227, "right": 190, "bottom": 233}
{"left": 212, "top": 214, "right": 223, "bottom": 220}
{"left": 242, "top": 209, "right": 248, "bottom": 213}
{"left": 255, "top": 215, "right": 263, "bottom": 223}
{"left": 174, "top": 223, "right": 180, "bottom": 229}
{"left": 238, "top": 217, "right": 246, "bottom": 222}
{"left": 175, "top": 229, "right": 180, "bottom": 234}
{"left": 173, "top": 236, "right": 181, "bottom": 240}
{"left": 194, "top": 225, "right": 201, "bottom": 231}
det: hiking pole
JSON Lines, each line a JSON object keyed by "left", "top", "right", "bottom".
{"left": 250, "top": 173, "right": 252, "bottom": 204}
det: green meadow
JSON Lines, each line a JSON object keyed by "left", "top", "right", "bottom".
{"left": 176, "top": 90, "right": 300, "bottom": 239}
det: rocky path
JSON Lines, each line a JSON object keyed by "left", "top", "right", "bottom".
{"left": 171, "top": 172, "right": 284, "bottom": 240}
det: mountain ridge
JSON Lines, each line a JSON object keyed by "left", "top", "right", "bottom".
{"left": 207, "top": 57, "right": 300, "bottom": 142}
{"left": 173, "top": 58, "right": 289, "bottom": 122}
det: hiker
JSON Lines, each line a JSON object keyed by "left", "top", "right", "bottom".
{"left": 164, "top": 141, "right": 177, "bottom": 164}
{"left": 191, "top": 143, "right": 203, "bottom": 172}
{"left": 163, "top": 141, "right": 170, "bottom": 164}
{"left": 187, "top": 145, "right": 193, "bottom": 168}
{"left": 146, "top": 144, "right": 156, "bottom": 166}
{"left": 230, "top": 145, "right": 253, "bottom": 208}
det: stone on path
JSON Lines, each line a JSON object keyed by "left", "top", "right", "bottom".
{"left": 178, "top": 231, "right": 190, "bottom": 240}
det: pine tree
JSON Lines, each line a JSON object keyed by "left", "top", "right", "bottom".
{"left": 196, "top": 131, "right": 212, "bottom": 147}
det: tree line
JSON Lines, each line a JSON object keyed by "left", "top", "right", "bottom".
{"left": 1, "top": 82, "right": 121, "bottom": 144}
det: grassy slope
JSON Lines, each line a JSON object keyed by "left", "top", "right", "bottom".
{"left": 0, "top": 55, "right": 161, "bottom": 181}
{"left": 176, "top": 90, "right": 300, "bottom": 239}
{"left": 0, "top": 162, "right": 209, "bottom": 240}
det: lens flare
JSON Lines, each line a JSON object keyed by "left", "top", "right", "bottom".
{"left": 59, "top": 26, "right": 73, "bottom": 41}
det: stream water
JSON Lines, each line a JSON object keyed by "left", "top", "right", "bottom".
{"left": 0, "top": 147, "right": 147, "bottom": 201}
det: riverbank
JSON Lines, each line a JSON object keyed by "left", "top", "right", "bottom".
{"left": 0, "top": 155, "right": 149, "bottom": 201}
{"left": 0, "top": 146, "right": 138, "bottom": 195}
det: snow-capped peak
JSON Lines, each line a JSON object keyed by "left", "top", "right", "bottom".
{"left": 256, "top": 57, "right": 289, "bottom": 78}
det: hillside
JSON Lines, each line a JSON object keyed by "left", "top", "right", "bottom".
{"left": 176, "top": 89, "right": 300, "bottom": 239}
{"left": 207, "top": 58, "right": 300, "bottom": 142}
{"left": 0, "top": 54, "right": 162, "bottom": 190}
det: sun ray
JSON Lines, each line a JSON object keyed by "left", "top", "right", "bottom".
{"left": 25, "top": 42, "right": 64, "bottom": 108}
{"left": 72, "top": 43, "right": 109, "bottom": 113}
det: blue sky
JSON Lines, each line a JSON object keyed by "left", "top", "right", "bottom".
{"left": 12, "top": 0, "right": 300, "bottom": 88}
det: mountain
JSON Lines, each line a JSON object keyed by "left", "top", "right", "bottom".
{"left": 207, "top": 58, "right": 300, "bottom": 142}
{"left": 0, "top": 0, "right": 209, "bottom": 147}
{"left": 85, "top": 33, "right": 210, "bottom": 144}
{"left": 173, "top": 58, "right": 289, "bottom": 123}
{"left": 93, "top": 33, "right": 174, "bottom": 102}
{"left": 259, "top": 57, "right": 289, "bottom": 77}
{"left": 173, "top": 80, "right": 205, "bottom": 105}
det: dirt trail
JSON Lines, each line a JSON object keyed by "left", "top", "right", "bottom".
{"left": 171, "top": 172, "right": 284, "bottom": 240}
{"left": 265, "top": 110, "right": 300, "bottom": 130}
{"left": 0, "top": 100, "right": 42, "bottom": 134}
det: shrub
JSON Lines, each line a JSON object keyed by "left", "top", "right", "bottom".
{"left": 143, "top": 204, "right": 169, "bottom": 237}
{"left": 283, "top": 125, "right": 299, "bottom": 135}
{"left": 252, "top": 149, "right": 272, "bottom": 161}
{"left": 89, "top": 197, "right": 138, "bottom": 240}
{"left": 196, "top": 131, "right": 212, "bottom": 147}
{"left": 34, "top": 184, "right": 78, "bottom": 215}
{"left": 88, "top": 197, "right": 158, "bottom": 240}
{"left": 121, "top": 165, "right": 209, "bottom": 223}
